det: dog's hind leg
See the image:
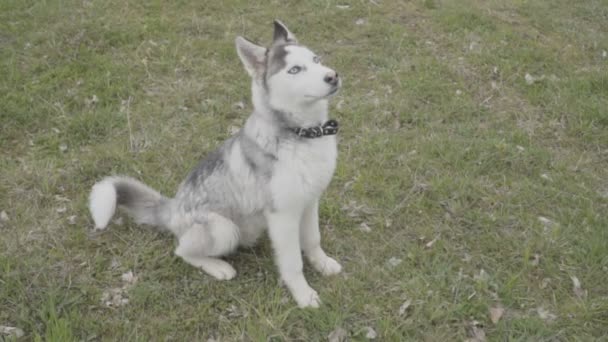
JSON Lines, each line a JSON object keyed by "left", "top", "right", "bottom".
{"left": 174, "top": 213, "right": 240, "bottom": 280}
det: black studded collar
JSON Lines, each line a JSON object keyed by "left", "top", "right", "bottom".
{"left": 290, "top": 120, "right": 339, "bottom": 138}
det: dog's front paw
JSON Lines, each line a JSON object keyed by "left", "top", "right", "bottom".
{"left": 313, "top": 256, "right": 342, "bottom": 276}
{"left": 293, "top": 286, "right": 321, "bottom": 308}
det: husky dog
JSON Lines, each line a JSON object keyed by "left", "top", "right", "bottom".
{"left": 89, "top": 20, "right": 342, "bottom": 308}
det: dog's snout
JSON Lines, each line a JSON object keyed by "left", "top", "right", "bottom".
{"left": 324, "top": 71, "right": 339, "bottom": 86}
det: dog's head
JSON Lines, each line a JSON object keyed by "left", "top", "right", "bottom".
{"left": 235, "top": 20, "right": 340, "bottom": 121}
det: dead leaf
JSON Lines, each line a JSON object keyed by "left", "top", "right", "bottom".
{"left": 229, "top": 125, "right": 240, "bottom": 135}
{"left": 465, "top": 321, "right": 486, "bottom": 342}
{"left": 398, "top": 299, "right": 412, "bottom": 316}
{"left": 540, "top": 278, "right": 551, "bottom": 289}
{"left": 359, "top": 222, "right": 372, "bottom": 233}
{"left": 0, "top": 326, "right": 24, "bottom": 338}
{"left": 101, "top": 288, "right": 129, "bottom": 307}
{"left": 363, "top": 326, "right": 377, "bottom": 339}
{"left": 67, "top": 215, "right": 77, "bottom": 225}
{"left": 355, "top": 18, "right": 366, "bottom": 25}
{"left": 0, "top": 211, "right": 8, "bottom": 222}
{"left": 387, "top": 257, "right": 402, "bottom": 268}
{"left": 328, "top": 327, "right": 348, "bottom": 342}
{"left": 232, "top": 101, "right": 245, "bottom": 110}
{"left": 121, "top": 270, "right": 138, "bottom": 285}
{"left": 489, "top": 306, "right": 505, "bottom": 324}
{"left": 473, "top": 269, "right": 489, "bottom": 282}
{"left": 570, "top": 276, "right": 586, "bottom": 299}
{"left": 537, "top": 307, "right": 557, "bottom": 322}
{"left": 425, "top": 236, "right": 439, "bottom": 249}
{"left": 530, "top": 253, "right": 541, "bottom": 266}
{"left": 470, "top": 326, "right": 486, "bottom": 342}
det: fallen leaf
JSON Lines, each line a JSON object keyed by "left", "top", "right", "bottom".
{"left": 0, "top": 211, "right": 8, "bottom": 222}
{"left": 226, "top": 304, "right": 246, "bottom": 318}
{"left": 570, "top": 276, "right": 586, "bottom": 299}
{"left": 425, "top": 236, "right": 439, "bottom": 249}
{"left": 121, "top": 270, "right": 138, "bottom": 285}
{"left": 328, "top": 327, "right": 348, "bottom": 342}
{"left": 67, "top": 215, "right": 77, "bottom": 225}
{"left": 336, "top": 4, "right": 350, "bottom": 9}
{"left": 530, "top": 253, "right": 541, "bottom": 266}
{"left": 232, "top": 101, "right": 245, "bottom": 110}
{"left": 537, "top": 307, "right": 557, "bottom": 322}
{"left": 387, "top": 257, "right": 402, "bottom": 267}
{"left": 465, "top": 320, "right": 486, "bottom": 342}
{"left": 0, "top": 326, "right": 25, "bottom": 338}
{"left": 473, "top": 269, "right": 489, "bottom": 282}
{"left": 229, "top": 125, "right": 240, "bottom": 135}
{"left": 363, "top": 326, "right": 377, "bottom": 339}
{"left": 59, "top": 143, "right": 68, "bottom": 152}
{"left": 540, "top": 277, "right": 551, "bottom": 289}
{"left": 398, "top": 299, "right": 412, "bottom": 316}
{"left": 537, "top": 216, "right": 554, "bottom": 226}
{"left": 355, "top": 18, "right": 366, "bottom": 25}
{"left": 470, "top": 326, "right": 486, "bottom": 342}
{"left": 56, "top": 207, "right": 67, "bottom": 214}
{"left": 101, "top": 288, "right": 129, "bottom": 307}
{"left": 359, "top": 222, "right": 372, "bottom": 233}
{"left": 489, "top": 306, "right": 505, "bottom": 324}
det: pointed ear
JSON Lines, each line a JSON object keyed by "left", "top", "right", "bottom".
{"left": 273, "top": 19, "right": 297, "bottom": 45}
{"left": 235, "top": 36, "right": 267, "bottom": 77}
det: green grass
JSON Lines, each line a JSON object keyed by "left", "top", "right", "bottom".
{"left": 1, "top": 0, "right": 607, "bottom": 340}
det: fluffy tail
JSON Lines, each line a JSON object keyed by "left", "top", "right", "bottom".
{"left": 89, "top": 176, "right": 173, "bottom": 231}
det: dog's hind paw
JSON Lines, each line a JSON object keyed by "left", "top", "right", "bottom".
{"left": 181, "top": 256, "right": 237, "bottom": 280}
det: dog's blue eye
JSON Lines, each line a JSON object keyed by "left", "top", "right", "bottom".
{"left": 313, "top": 56, "right": 320, "bottom": 64}
{"left": 288, "top": 66, "right": 302, "bottom": 74}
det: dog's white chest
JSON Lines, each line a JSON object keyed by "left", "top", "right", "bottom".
{"left": 270, "top": 137, "right": 337, "bottom": 209}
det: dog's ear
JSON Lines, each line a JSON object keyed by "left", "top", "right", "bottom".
{"left": 273, "top": 19, "right": 297, "bottom": 45}
{"left": 235, "top": 36, "right": 267, "bottom": 77}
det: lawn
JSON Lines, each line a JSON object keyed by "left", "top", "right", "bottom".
{"left": 1, "top": 0, "right": 607, "bottom": 340}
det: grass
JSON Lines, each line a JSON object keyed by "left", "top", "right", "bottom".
{"left": 1, "top": 0, "right": 607, "bottom": 340}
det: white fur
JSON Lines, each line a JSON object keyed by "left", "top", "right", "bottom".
{"left": 89, "top": 180, "right": 117, "bottom": 230}
{"left": 90, "top": 21, "right": 343, "bottom": 308}
{"left": 233, "top": 26, "right": 344, "bottom": 308}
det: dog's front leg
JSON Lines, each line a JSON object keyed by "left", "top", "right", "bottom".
{"left": 300, "top": 201, "right": 342, "bottom": 276}
{"left": 266, "top": 209, "right": 321, "bottom": 308}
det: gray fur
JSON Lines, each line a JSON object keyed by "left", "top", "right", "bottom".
{"left": 111, "top": 177, "right": 171, "bottom": 230}
{"left": 265, "top": 44, "right": 292, "bottom": 79}
{"left": 89, "top": 20, "right": 342, "bottom": 305}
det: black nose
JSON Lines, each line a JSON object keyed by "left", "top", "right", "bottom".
{"left": 324, "top": 72, "right": 339, "bottom": 86}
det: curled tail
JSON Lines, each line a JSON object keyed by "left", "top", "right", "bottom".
{"left": 89, "top": 176, "right": 173, "bottom": 231}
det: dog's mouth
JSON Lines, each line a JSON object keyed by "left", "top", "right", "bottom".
{"left": 326, "top": 86, "right": 339, "bottom": 97}
{"left": 305, "top": 85, "right": 340, "bottom": 100}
